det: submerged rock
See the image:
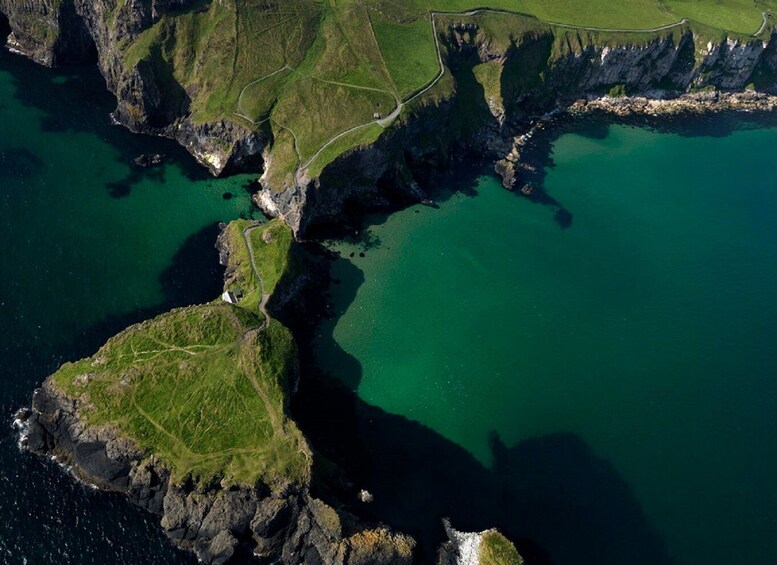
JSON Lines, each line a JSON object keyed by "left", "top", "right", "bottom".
{"left": 133, "top": 153, "right": 165, "bottom": 168}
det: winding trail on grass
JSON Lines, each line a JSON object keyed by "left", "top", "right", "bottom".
{"left": 238, "top": 7, "right": 770, "bottom": 173}
{"left": 299, "top": 9, "right": 690, "bottom": 171}
{"left": 755, "top": 12, "right": 771, "bottom": 36}
{"left": 238, "top": 223, "right": 295, "bottom": 441}
{"left": 234, "top": 64, "right": 290, "bottom": 124}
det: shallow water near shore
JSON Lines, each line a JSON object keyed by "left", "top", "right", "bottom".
{"left": 315, "top": 121, "right": 777, "bottom": 564}
{"left": 0, "top": 49, "right": 258, "bottom": 562}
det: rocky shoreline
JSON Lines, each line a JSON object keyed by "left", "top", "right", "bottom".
{"left": 493, "top": 90, "right": 777, "bottom": 194}
{"left": 12, "top": 224, "right": 416, "bottom": 565}
{"left": 569, "top": 89, "right": 777, "bottom": 117}
{"left": 16, "top": 383, "right": 413, "bottom": 564}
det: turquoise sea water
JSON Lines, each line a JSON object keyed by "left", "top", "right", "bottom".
{"left": 316, "top": 122, "right": 777, "bottom": 564}
{"left": 0, "top": 50, "right": 257, "bottom": 562}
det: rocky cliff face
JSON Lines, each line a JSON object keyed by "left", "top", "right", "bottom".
{"left": 256, "top": 97, "right": 455, "bottom": 236}
{"left": 0, "top": 0, "right": 94, "bottom": 65}
{"left": 3, "top": 2, "right": 777, "bottom": 231}
{"left": 256, "top": 23, "right": 777, "bottom": 235}
{"left": 0, "top": 0, "right": 263, "bottom": 175}
{"left": 19, "top": 382, "right": 414, "bottom": 564}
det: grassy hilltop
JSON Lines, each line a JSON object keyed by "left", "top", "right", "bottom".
{"left": 49, "top": 220, "right": 310, "bottom": 488}
{"left": 118, "top": 0, "right": 776, "bottom": 182}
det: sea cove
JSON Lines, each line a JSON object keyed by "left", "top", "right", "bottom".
{"left": 315, "top": 121, "right": 777, "bottom": 564}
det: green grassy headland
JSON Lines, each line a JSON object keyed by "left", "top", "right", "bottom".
{"left": 50, "top": 220, "right": 310, "bottom": 489}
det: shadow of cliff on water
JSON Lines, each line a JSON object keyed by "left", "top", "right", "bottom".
{"left": 306, "top": 158, "right": 484, "bottom": 245}
{"left": 293, "top": 367, "right": 675, "bottom": 565}
{"left": 499, "top": 109, "right": 777, "bottom": 232}
{"left": 0, "top": 225, "right": 224, "bottom": 564}
{"left": 288, "top": 242, "right": 674, "bottom": 565}
{"left": 76, "top": 222, "right": 227, "bottom": 360}
{"left": 0, "top": 221, "right": 225, "bottom": 408}
{"left": 0, "top": 49, "right": 212, "bottom": 199}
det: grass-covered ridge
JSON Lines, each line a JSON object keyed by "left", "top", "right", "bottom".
{"left": 118, "top": 0, "right": 777, "bottom": 182}
{"left": 220, "top": 218, "right": 298, "bottom": 311}
{"left": 49, "top": 220, "right": 311, "bottom": 488}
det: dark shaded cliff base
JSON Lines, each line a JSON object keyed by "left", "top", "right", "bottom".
{"left": 0, "top": 11, "right": 9, "bottom": 43}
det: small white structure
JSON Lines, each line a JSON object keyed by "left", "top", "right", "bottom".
{"left": 358, "top": 489, "right": 374, "bottom": 503}
{"left": 222, "top": 290, "right": 242, "bottom": 304}
{"left": 373, "top": 112, "right": 382, "bottom": 119}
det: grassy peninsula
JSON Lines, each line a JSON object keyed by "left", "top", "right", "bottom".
{"left": 48, "top": 219, "right": 309, "bottom": 488}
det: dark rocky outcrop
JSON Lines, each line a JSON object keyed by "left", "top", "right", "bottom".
{"left": 23, "top": 381, "right": 414, "bottom": 564}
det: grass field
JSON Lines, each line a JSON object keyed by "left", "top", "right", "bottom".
{"left": 246, "top": 220, "right": 295, "bottom": 295}
{"left": 50, "top": 219, "right": 310, "bottom": 488}
{"left": 117, "top": 0, "right": 777, "bottom": 185}
{"left": 371, "top": 12, "right": 439, "bottom": 98}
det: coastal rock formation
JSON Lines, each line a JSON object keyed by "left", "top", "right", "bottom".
{"left": 4, "top": 2, "right": 777, "bottom": 234}
{"left": 21, "top": 382, "right": 413, "bottom": 564}
{"left": 569, "top": 89, "right": 777, "bottom": 116}
{"left": 17, "top": 220, "right": 414, "bottom": 565}
{"left": 437, "top": 520, "right": 523, "bottom": 565}
{"left": 0, "top": 0, "right": 263, "bottom": 175}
